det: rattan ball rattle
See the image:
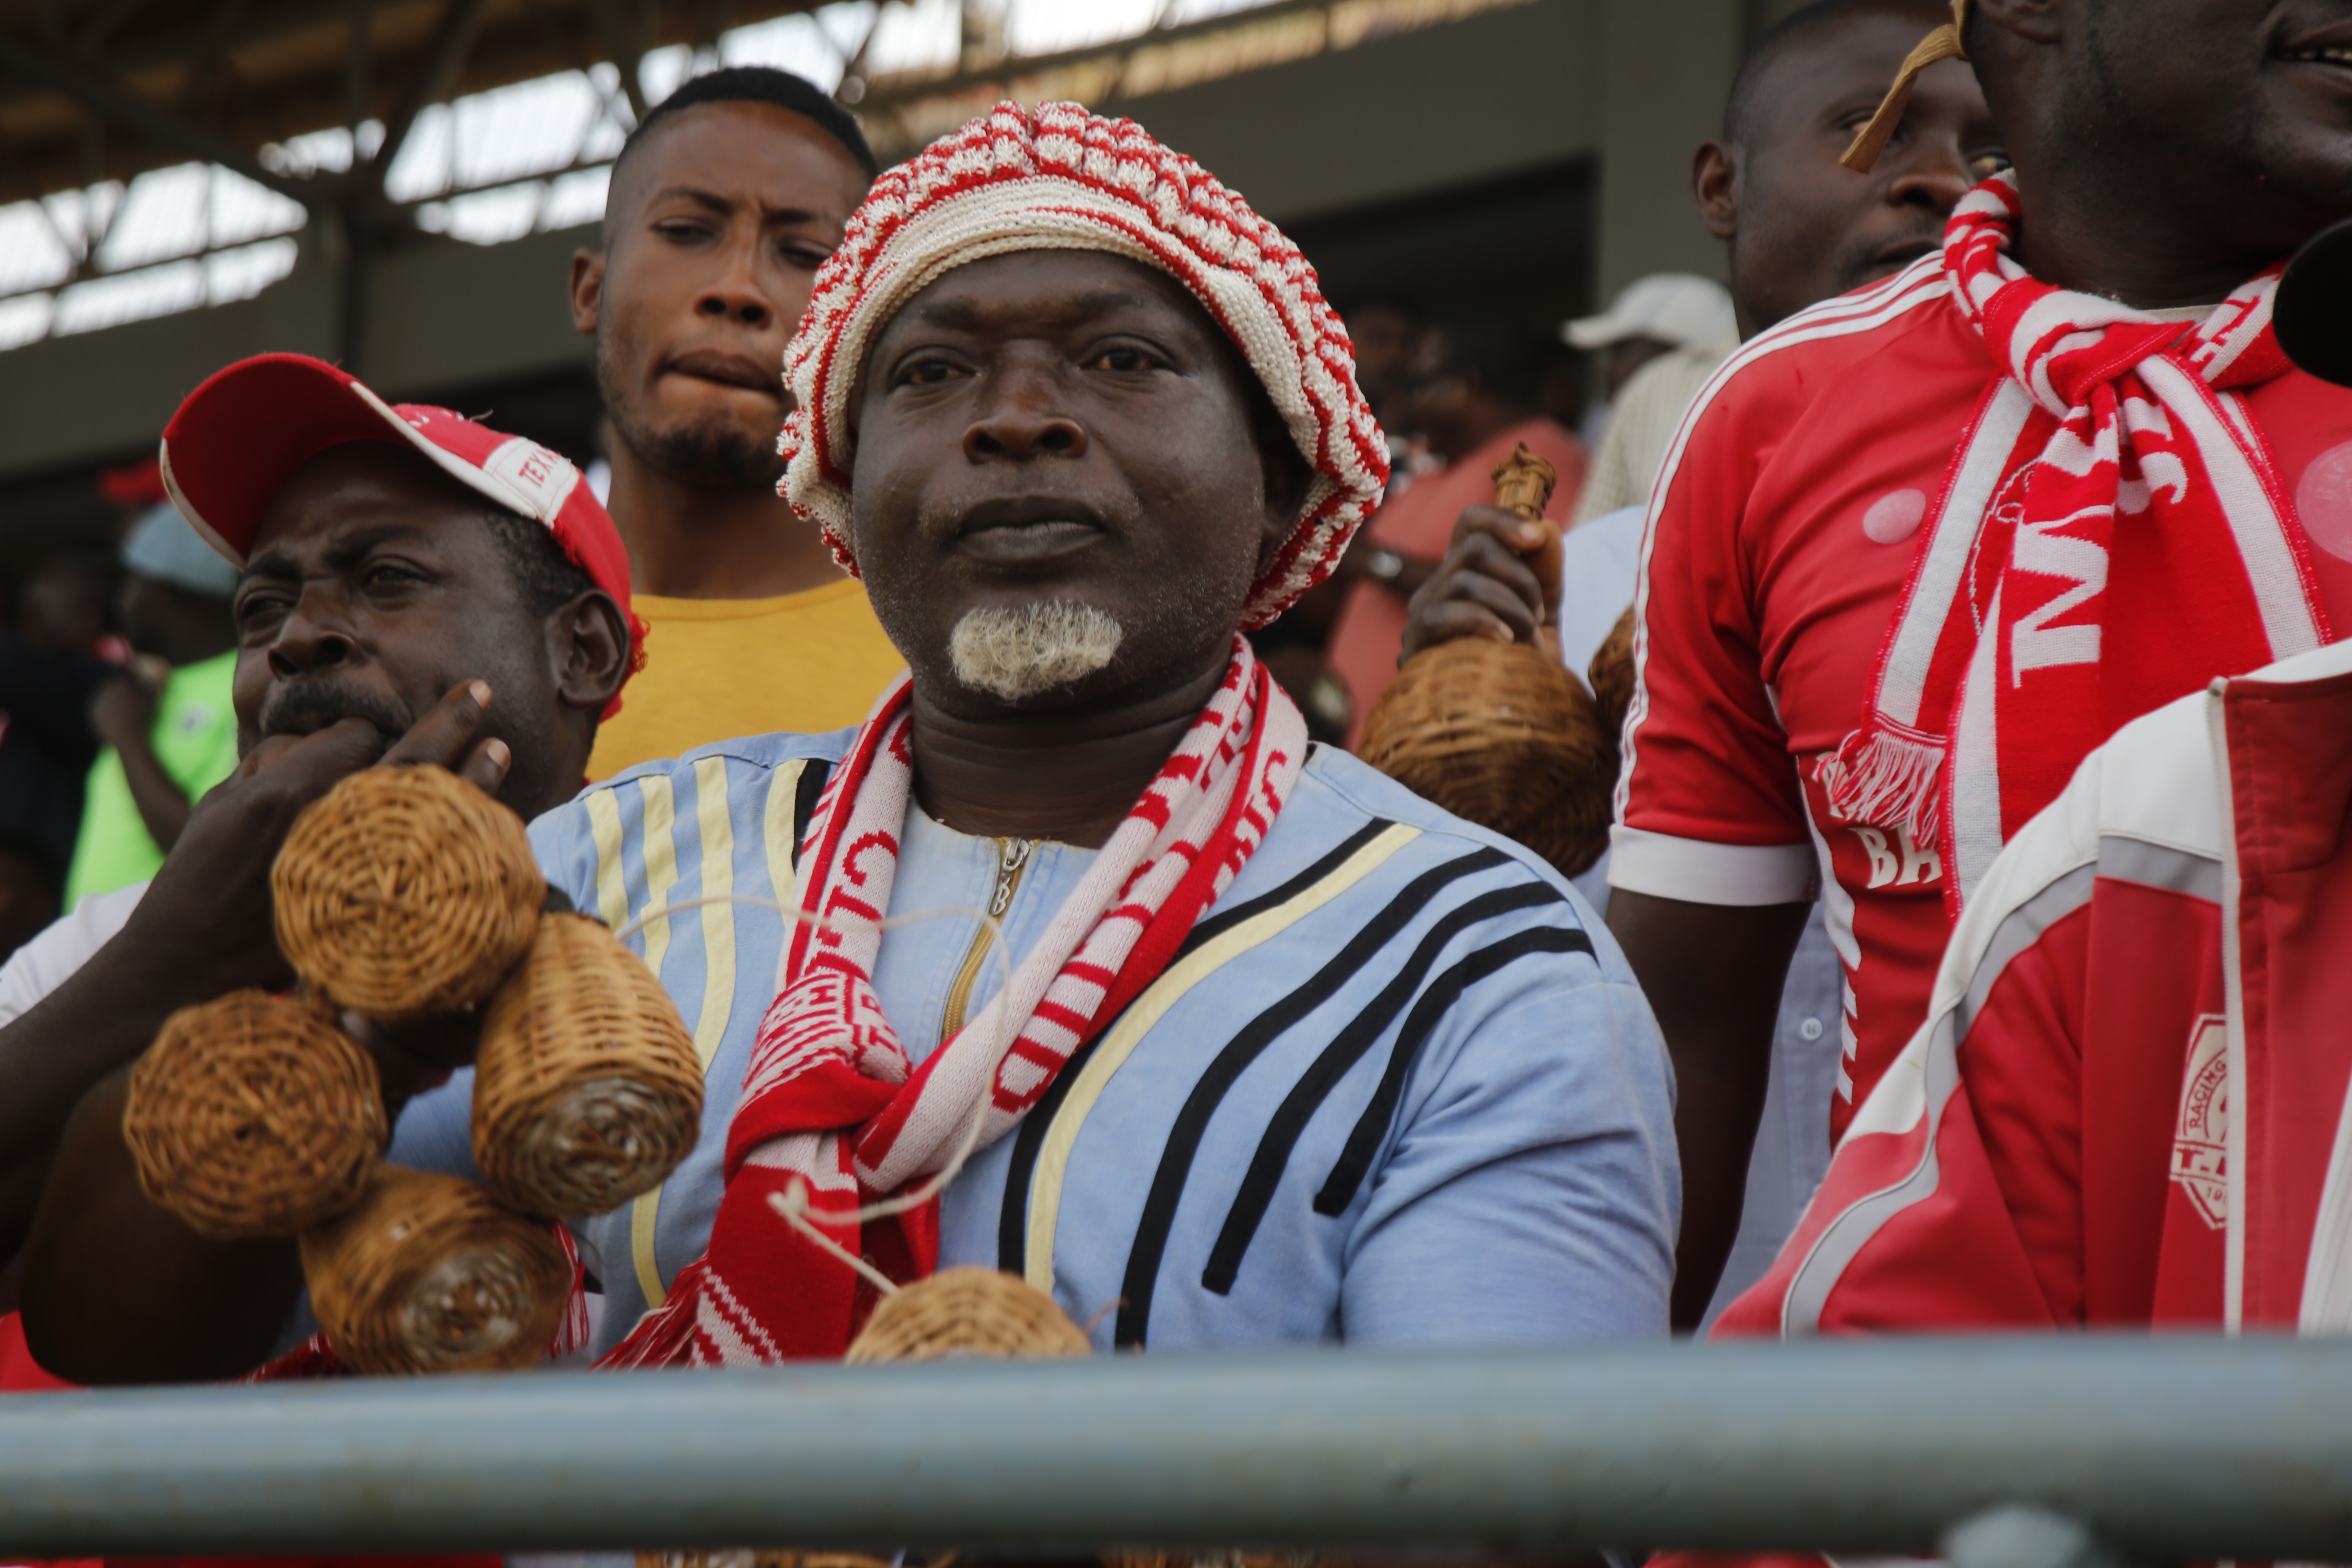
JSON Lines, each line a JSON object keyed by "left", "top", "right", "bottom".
{"left": 845, "top": 1267, "right": 1093, "bottom": 1363}
{"left": 301, "top": 1163, "right": 572, "bottom": 1376}
{"left": 122, "top": 989, "right": 386, "bottom": 1240}
{"left": 1357, "top": 445, "right": 1616, "bottom": 880}
{"left": 273, "top": 765, "right": 545, "bottom": 1021}
{"left": 1588, "top": 604, "right": 1637, "bottom": 754}
{"left": 472, "top": 912, "right": 703, "bottom": 1217}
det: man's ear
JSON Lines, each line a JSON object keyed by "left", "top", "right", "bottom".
{"left": 1254, "top": 422, "right": 1314, "bottom": 575}
{"left": 1692, "top": 140, "right": 1739, "bottom": 241}
{"left": 548, "top": 590, "right": 630, "bottom": 713}
{"left": 570, "top": 248, "right": 605, "bottom": 339}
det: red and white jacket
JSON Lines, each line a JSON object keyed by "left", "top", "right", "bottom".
{"left": 1717, "top": 635, "right": 2352, "bottom": 1337}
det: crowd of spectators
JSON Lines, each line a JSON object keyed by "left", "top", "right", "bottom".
{"left": 0, "top": 13, "right": 2350, "bottom": 1562}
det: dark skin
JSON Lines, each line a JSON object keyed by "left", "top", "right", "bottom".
{"left": 1400, "top": 3, "right": 2003, "bottom": 1328}
{"left": 848, "top": 249, "right": 1307, "bottom": 851}
{"left": 90, "top": 575, "right": 238, "bottom": 856}
{"left": 572, "top": 101, "right": 871, "bottom": 600}
{"left": 16, "top": 443, "right": 630, "bottom": 1383}
{"left": 1975, "top": 0, "right": 2352, "bottom": 307}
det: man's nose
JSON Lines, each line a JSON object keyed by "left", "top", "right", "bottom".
{"left": 696, "top": 235, "right": 775, "bottom": 329}
{"left": 265, "top": 591, "right": 359, "bottom": 679}
{"left": 962, "top": 363, "right": 1087, "bottom": 462}
{"left": 1885, "top": 143, "right": 1975, "bottom": 216}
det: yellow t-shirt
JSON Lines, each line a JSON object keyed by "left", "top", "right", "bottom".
{"left": 588, "top": 579, "right": 906, "bottom": 779}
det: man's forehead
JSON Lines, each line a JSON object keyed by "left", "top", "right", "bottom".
{"left": 247, "top": 443, "right": 488, "bottom": 561}
{"left": 1744, "top": 8, "right": 1963, "bottom": 139}
{"left": 881, "top": 250, "right": 1215, "bottom": 339}
{"left": 611, "top": 100, "right": 866, "bottom": 219}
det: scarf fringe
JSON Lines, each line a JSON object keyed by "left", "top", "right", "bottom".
{"left": 1822, "top": 725, "right": 1945, "bottom": 842}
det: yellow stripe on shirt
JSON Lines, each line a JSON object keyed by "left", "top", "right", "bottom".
{"left": 585, "top": 788, "right": 628, "bottom": 934}
{"left": 624, "top": 772, "right": 682, "bottom": 1308}
{"left": 689, "top": 755, "right": 737, "bottom": 1074}
{"left": 634, "top": 774, "right": 681, "bottom": 979}
{"left": 1022, "top": 823, "right": 1421, "bottom": 1292}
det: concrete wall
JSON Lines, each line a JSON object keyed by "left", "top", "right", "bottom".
{"left": 1111, "top": 0, "right": 1603, "bottom": 224}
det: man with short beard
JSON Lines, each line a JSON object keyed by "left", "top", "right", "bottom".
{"left": 570, "top": 67, "right": 903, "bottom": 775}
{"left": 30, "top": 105, "right": 1677, "bottom": 1379}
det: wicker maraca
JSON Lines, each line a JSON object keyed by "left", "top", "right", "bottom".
{"left": 633, "top": 1273, "right": 1087, "bottom": 1568}
{"left": 472, "top": 912, "right": 703, "bottom": 1217}
{"left": 1357, "top": 445, "right": 1615, "bottom": 879}
{"left": 301, "top": 1163, "right": 572, "bottom": 1376}
{"left": 273, "top": 765, "right": 545, "bottom": 1022}
{"left": 1587, "top": 604, "right": 1637, "bottom": 753}
{"left": 122, "top": 989, "right": 386, "bottom": 1240}
{"left": 845, "top": 1267, "right": 1093, "bottom": 1364}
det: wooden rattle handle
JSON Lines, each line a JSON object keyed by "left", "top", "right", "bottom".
{"left": 1490, "top": 443, "right": 1563, "bottom": 641}
{"left": 1490, "top": 443, "right": 1558, "bottom": 521}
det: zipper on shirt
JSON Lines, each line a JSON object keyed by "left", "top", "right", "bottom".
{"left": 939, "top": 837, "right": 1033, "bottom": 1044}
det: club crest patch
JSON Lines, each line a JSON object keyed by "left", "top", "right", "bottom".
{"left": 2171, "top": 1014, "right": 2229, "bottom": 1229}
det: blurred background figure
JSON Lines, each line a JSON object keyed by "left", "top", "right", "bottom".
{"left": 0, "top": 555, "right": 120, "bottom": 959}
{"left": 1325, "top": 312, "right": 1587, "bottom": 747}
{"left": 1566, "top": 272, "right": 1737, "bottom": 523}
{"left": 61, "top": 503, "right": 237, "bottom": 909}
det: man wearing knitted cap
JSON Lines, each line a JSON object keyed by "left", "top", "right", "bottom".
{"left": 1425, "top": 0, "right": 2352, "bottom": 1328}
{"left": 34, "top": 105, "right": 1674, "bottom": 1381}
{"left": 550, "top": 101, "right": 1675, "bottom": 1366}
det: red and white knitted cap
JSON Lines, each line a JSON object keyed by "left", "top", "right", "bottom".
{"left": 779, "top": 100, "right": 1389, "bottom": 630}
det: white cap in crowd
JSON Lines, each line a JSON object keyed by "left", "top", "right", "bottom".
{"left": 1565, "top": 273, "right": 1737, "bottom": 353}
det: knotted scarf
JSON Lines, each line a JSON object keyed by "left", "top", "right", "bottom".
{"left": 602, "top": 637, "right": 1307, "bottom": 1367}
{"left": 1824, "top": 172, "right": 2330, "bottom": 906}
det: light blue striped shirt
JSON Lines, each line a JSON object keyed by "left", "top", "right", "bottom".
{"left": 388, "top": 733, "right": 1679, "bottom": 1355}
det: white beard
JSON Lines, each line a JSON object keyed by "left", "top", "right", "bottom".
{"left": 948, "top": 601, "right": 1125, "bottom": 702}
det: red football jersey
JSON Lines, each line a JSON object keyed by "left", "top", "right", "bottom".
{"left": 1614, "top": 256, "right": 2352, "bottom": 1140}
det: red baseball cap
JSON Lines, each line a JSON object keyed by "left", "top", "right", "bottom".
{"left": 158, "top": 353, "right": 643, "bottom": 712}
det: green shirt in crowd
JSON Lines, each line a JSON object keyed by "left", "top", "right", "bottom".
{"left": 63, "top": 649, "right": 239, "bottom": 908}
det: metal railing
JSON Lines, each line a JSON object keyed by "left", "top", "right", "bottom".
{"left": 1, "top": 1336, "right": 2347, "bottom": 1565}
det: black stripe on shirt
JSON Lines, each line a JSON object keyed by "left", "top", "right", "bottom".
{"left": 991, "top": 817, "right": 1395, "bottom": 1285}
{"left": 1189, "top": 891, "right": 1581, "bottom": 1304}
{"left": 996, "top": 1033, "right": 1103, "bottom": 1273}
{"left": 1312, "top": 924, "right": 1595, "bottom": 1217}
{"left": 1113, "top": 855, "right": 1529, "bottom": 1347}
{"left": 790, "top": 759, "right": 833, "bottom": 871}
{"left": 1176, "top": 817, "right": 1394, "bottom": 958}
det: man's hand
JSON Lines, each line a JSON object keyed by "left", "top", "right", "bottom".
{"left": 88, "top": 668, "right": 158, "bottom": 753}
{"left": 123, "top": 680, "right": 511, "bottom": 998}
{"left": 1400, "top": 504, "right": 1555, "bottom": 659}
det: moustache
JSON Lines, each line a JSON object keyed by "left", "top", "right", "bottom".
{"left": 258, "top": 679, "right": 412, "bottom": 742}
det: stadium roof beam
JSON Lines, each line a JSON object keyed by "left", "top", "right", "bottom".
{"left": 0, "top": 29, "right": 321, "bottom": 204}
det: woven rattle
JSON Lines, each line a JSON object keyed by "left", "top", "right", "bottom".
{"left": 1357, "top": 445, "right": 1615, "bottom": 879}
{"left": 632, "top": 1275, "right": 1082, "bottom": 1568}
{"left": 274, "top": 766, "right": 544, "bottom": 1021}
{"left": 845, "top": 1267, "right": 1094, "bottom": 1363}
{"left": 301, "top": 1163, "right": 572, "bottom": 1376}
{"left": 1587, "top": 604, "right": 1638, "bottom": 751}
{"left": 122, "top": 989, "right": 386, "bottom": 1240}
{"left": 472, "top": 912, "right": 703, "bottom": 1217}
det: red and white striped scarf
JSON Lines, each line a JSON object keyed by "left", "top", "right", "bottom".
{"left": 602, "top": 637, "right": 1306, "bottom": 1367}
{"left": 1825, "top": 172, "right": 2330, "bottom": 907}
